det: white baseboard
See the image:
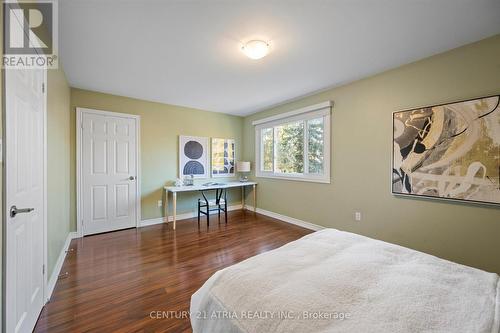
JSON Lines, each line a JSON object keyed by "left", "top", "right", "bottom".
{"left": 244, "top": 205, "right": 324, "bottom": 231}
{"left": 46, "top": 231, "right": 78, "bottom": 301}
{"left": 140, "top": 204, "right": 324, "bottom": 232}
{"left": 140, "top": 204, "right": 243, "bottom": 227}
{"left": 140, "top": 217, "right": 165, "bottom": 227}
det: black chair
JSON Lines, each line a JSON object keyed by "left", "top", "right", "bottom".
{"left": 198, "top": 188, "right": 227, "bottom": 227}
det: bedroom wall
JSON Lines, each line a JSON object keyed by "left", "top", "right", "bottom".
{"left": 242, "top": 34, "right": 500, "bottom": 273}
{"left": 70, "top": 89, "right": 244, "bottom": 230}
{"left": 47, "top": 66, "right": 72, "bottom": 276}
{"left": 1, "top": 3, "right": 3, "bottom": 327}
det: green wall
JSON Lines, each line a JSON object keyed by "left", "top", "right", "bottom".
{"left": 243, "top": 34, "right": 500, "bottom": 273}
{"left": 70, "top": 89, "right": 244, "bottom": 230}
{"left": 1, "top": 3, "right": 3, "bottom": 328}
{"left": 47, "top": 66, "right": 71, "bottom": 276}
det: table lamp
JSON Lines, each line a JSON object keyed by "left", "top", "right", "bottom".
{"left": 236, "top": 161, "right": 251, "bottom": 182}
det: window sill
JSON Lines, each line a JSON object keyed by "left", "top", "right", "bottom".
{"left": 255, "top": 173, "right": 331, "bottom": 184}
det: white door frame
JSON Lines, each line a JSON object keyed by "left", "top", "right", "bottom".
{"left": 43, "top": 69, "right": 48, "bottom": 299}
{"left": 3, "top": 67, "right": 49, "bottom": 329}
{"left": 76, "top": 107, "right": 141, "bottom": 237}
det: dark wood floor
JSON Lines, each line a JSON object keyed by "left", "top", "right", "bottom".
{"left": 34, "top": 210, "right": 311, "bottom": 333}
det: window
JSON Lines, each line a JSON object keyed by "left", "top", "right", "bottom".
{"left": 254, "top": 102, "right": 331, "bottom": 183}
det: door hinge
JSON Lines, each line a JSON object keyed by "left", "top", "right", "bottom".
{"left": 42, "top": 264, "right": 45, "bottom": 275}
{"left": 42, "top": 82, "right": 45, "bottom": 93}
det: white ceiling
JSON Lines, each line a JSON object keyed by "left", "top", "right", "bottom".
{"left": 60, "top": 0, "right": 500, "bottom": 116}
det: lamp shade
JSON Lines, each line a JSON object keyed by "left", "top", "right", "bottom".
{"left": 236, "top": 161, "right": 251, "bottom": 172}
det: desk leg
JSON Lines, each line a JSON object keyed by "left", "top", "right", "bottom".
{"left": 253, "top": 184, "right": 256, "bottom": 213}
{"left": 241, "top": 187, "right": 245, "bottom": 210}
{"left": 165, "top": 190, "right": 169, "bottom": 224}
{"left": 173, "top": 192, "right": 177, "bottom": 230}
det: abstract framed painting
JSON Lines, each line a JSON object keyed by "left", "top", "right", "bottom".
{"left": 392, "top": 95, "right": 500, "bottom": 205}
{"left": 211, "top": 138, "right": 235, "bottom": 177}
{"left": 179, "top": 136, "right": 209, "bottom": 178}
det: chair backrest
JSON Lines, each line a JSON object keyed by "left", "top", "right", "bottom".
{"left": 199, "top": 188, "right": 227, "bottom": 204}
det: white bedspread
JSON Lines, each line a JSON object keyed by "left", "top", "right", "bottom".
{"left": 190, "top": 229, "right": 500, "bottom": 333}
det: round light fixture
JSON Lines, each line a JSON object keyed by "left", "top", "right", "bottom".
{"left": 241, "top": 40, "right": 270, "bottom": 60}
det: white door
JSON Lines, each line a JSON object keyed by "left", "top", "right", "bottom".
{"left": 80, "top": 110, "right": 139, "bottom": 235}
{"left": 5, "top": 67, "right": 47, "bottom": 333}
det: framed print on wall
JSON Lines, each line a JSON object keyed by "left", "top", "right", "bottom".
{"left": 179, "top": 136, "right": 209, "bottom": 178}
{"left": 392, "top": 95, "right": 500, "bottom": 205}
{"left": 211, "top": 138, "right": 235, "bottom": 177}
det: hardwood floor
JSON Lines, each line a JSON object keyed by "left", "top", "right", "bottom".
{"left": 34, "top": 210, "right": 311, "bottom": 332}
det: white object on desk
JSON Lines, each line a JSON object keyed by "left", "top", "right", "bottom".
{"left": 164, "top": 181, "right": 257, "bottom": 230}
{"left": 236, "top": 161, "right": 251, "bottom": 182}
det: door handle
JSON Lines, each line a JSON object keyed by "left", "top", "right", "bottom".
{"left": 129, "top": 176, "right": 135, "bottom": 180}
{"left": 10, "top": 205, "right": 35, "bottom": 218}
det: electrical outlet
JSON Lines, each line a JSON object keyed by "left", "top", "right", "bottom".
{"left": 354, "top": 211, "right": 362, "bottom": 221}
{"left": 157, "top": 200, "right": 163, "bottom": 207}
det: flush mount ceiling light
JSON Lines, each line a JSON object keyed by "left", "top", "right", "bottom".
{"left": 241, "top": 40, "right": 270, "bottom": 60}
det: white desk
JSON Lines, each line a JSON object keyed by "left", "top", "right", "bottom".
{"left": 164, "top": 181, "right": 257, "bottom": 229}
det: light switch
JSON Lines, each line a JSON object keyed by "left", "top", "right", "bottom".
{"left": 354, "top": 212, "right": 362, "bottom": 221}
{"left": 157, "top": 200, "right": 162, "bottom": 207}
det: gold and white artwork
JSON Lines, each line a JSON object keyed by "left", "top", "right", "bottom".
{"left": 392, "top": 95, "right": 500, "bottom": 205}
{"left": 211, "top": 138, "right": 235, "bottom": 177}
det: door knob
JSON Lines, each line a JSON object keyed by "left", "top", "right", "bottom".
{"left": 129, "top": 176, "right": 135, "bottom": 180}
{"left": 10, "top": 205, "right": 35, "bottom": 218}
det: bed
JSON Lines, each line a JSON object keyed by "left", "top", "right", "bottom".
{"left": 190, "top": 229, "right": 500, "bottom": 333}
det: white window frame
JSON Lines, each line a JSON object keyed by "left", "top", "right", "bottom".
{"left": 254, "top": 101, "right": 332, "bottom": 183}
